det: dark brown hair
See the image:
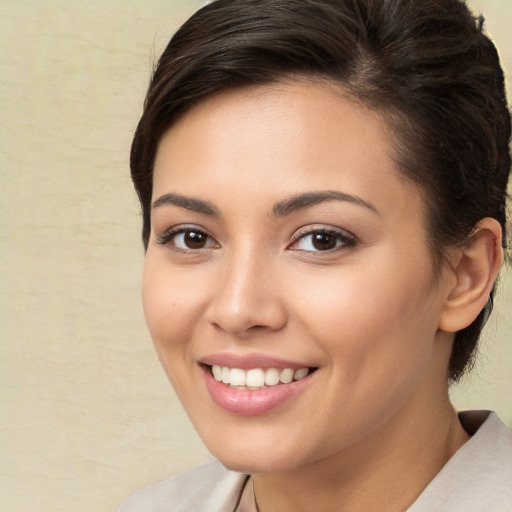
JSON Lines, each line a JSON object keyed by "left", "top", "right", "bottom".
{"left": 131, "top": 0, "right": 511, "bottom": 381}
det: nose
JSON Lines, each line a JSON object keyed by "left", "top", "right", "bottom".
{"left": 207, "top": 248, "right": 288, "bottom": 338}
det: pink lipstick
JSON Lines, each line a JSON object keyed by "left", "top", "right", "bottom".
{"left": 199, "top": 353, "right": 317, "bottom": 416}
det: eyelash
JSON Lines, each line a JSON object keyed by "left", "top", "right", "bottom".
{"left": 289, "top": 227, "right": 356, "bottom": 253}
{"left": 156, "top": 225, "right": 356, "bottom": 254}
{"left": 155, "top": 226, "right": 218, "bottom": 253}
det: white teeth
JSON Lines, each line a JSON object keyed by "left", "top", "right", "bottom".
{"left": 279, "top": 368, "right": 294, "bottom": 384}
{"left": 294, "top": 368, "right": 309, "bottom": 380}
{"left": 229, "top": 368, "right": 246, "bottom": 387}
{"left": 221, "top": 366, "right": 230, "bottom": 384}
{"left": 246, "top": 368, "right": 265, "bottom": 387}
{"left": 211, "top": 365, "right": 311, "bottom": 388}
{"left": 264, "top": 368, "right": 280, "bottom": 386}
{"left": 211, "top": 365, "right": 222, "bottom": 381}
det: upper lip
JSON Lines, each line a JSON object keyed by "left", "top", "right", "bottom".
{"left": 199, "top": 352, "right": 315, "bottom": 370}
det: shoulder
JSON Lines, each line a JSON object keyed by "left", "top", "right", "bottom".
{"left": 409, "top": 411, "right": 512, "bottom": 512}
{"left": 116, "top": 459, "right": 248, "bottom": 512}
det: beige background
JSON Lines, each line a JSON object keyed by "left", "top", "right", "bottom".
{"left": 0, "top": 1, "right": 510, "bottom": 510}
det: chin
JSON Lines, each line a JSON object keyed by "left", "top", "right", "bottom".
{"left": 217, "top": 453, "right": 297, "bottom": 475}
{"left": 204, "top": 435, "right": 308, "bottom": 475}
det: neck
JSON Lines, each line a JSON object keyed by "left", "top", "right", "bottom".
{"left": 252, "top": 394, "right": 469, "bottom": 512}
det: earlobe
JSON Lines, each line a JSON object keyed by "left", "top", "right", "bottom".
{"left": 439, "top": 218, "right": 503, "bottom": 333}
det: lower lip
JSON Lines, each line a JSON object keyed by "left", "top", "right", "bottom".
{"left": 201, "top": 366, "right": 315, "bottom": 416}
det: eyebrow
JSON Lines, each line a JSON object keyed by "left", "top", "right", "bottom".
{"left": 151, "top": 189, "right": 379, "bottom": 218}
{"left": 152, "top": 193, "right": 220, "bottom": 217}
{"left": 272, "top": 190, "right": 379, "bottom": 217}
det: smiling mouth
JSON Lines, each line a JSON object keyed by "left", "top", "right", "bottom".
{"left": 208, "top": 365, "right": 316, "bottom": 390}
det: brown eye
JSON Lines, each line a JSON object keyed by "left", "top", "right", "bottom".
{"left": 157, "top": 227, "right": 218, "bottom": 251}
{"left": 290, "top": 228, "right": 355, "bottom": 253}
{"left": 182, "top": 230, "right": 208, "bottom": 249}
{"left": 311, "top": 232, "right": 337, "bottom": 251}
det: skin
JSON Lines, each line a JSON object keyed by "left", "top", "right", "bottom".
{"left": 143, "top": 81, "right": 478, "bottom": 511}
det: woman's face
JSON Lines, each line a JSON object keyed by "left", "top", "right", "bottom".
{"left": 143, "top": 82, "right": 454, "bottom": 473}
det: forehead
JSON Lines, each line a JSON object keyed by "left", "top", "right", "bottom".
{"left": 153, "top": 81, "right": 424, "bottom": 220}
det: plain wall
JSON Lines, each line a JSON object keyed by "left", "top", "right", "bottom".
{"left": 0, "top": 1, "right": 510, "bottom": 510}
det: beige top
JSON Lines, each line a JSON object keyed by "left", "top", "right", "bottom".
{"left": 117, "top": 411, "right": 512, "bottom": 512}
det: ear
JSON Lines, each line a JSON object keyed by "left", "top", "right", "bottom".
{"left": 439, "top": 218, "right": 503, "bottom": 333}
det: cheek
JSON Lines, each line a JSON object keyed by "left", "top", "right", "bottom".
{"left": 294, "top": 259, "right": 439, "bottom": 371}
{"left": 293, "top": 266, "right": 441, "bottom": 442}
{"left": 142, "top": 258, "right": 203, "bottom": 355}
{"left": 141, "top": 260, "right": 208, "bottom": 403}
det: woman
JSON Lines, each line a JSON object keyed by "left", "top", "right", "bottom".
{"left": 119, "top": 0, "right": 511, "bottom": 510}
